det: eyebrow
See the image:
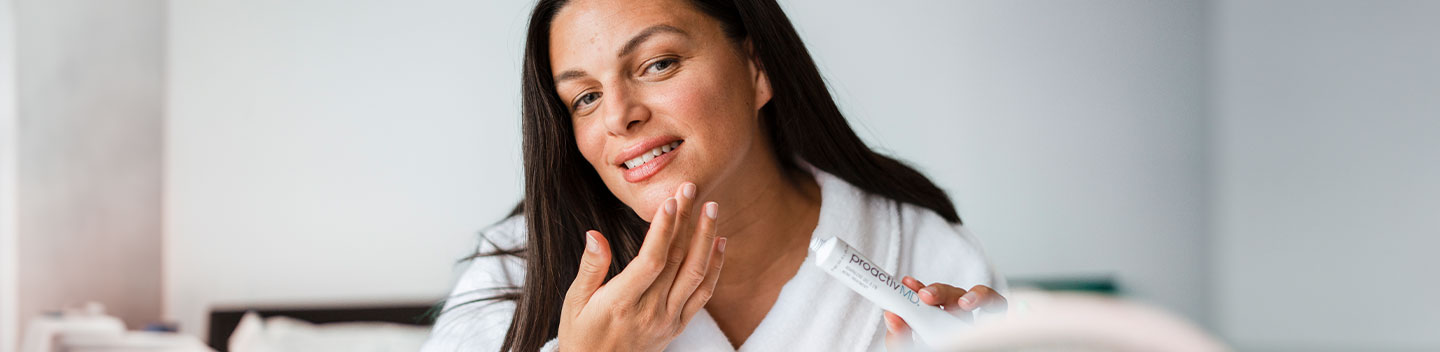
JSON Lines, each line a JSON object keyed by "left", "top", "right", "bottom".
{"left": 553, "top": 24, "right": 688, "bottom": 85}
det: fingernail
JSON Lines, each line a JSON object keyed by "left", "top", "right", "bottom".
{"left": 585, "top": 232, "right": 599, "bottom": 253}
{"left": 920, "top": 287, "right": 937, "bottom": 301}
{"left": 664, "top": 198, "right": 677, "bottom": 214}
{"left": 718, "top": 237, "right": 728, "bottom": 253}
{"left": 682, "top": 183, "right": 696, "bottom": 198}
{"left": 960, "top": 293, "right": 976, "bottom": 306}
{"left": 885, "top": 315, "right": 907, "bottom": 332}
{"left": 705, "top": 202, "right": 718, "bottom": 219}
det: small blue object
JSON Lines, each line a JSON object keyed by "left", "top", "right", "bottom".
{"left": 143, "top": 322, "right": 178, "bottom": 332}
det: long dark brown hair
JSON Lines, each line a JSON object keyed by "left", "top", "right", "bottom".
{"left": 463, "top": 0, "right": 963, "bottom": 350}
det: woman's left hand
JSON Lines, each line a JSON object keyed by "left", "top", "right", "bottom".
{"left": 882, "top": 276, "right": 1007, "bottom": 351}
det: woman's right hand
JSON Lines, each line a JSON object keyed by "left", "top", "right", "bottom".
{"left": 557, "top": 182, "right": 727, "bottom": 352}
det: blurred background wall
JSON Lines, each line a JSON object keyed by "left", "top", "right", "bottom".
{"left": 2, "top": 1, "right": 1437, "bottom": 351}
{"left": 5, "top": 0, "right": 166, "bottom": 342}
{"left": 163, "top": 0, "right": 533, "bottom": 340}
{"left": 1210, "top": 0, "right": 1440, "bottom": 349}
{"left": 1, "top": 0, "right": 19, "bottom": 347}
{"left": 788, "top": 0, "right": 1211, "bottom": 323}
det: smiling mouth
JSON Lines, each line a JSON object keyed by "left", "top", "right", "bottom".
{"left": 622, "top": 140, "right": 683, "bottom": 170}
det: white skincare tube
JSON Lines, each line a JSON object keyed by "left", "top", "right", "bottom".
{"left": 809, "top": 236, "right": 969, "bottom": 344}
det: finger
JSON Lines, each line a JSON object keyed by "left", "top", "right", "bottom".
{"left": 669, "top": 201, "right": 719, "bottom": 312}
{"left": 917, "top": 283, "right": 969, "bottom": 311}
{"left": 649, "top": 182, "right": 698, "bottom": 297}
{"left": 612, "top": 197, "right": 679, "bottom": 293}
{"left": 563, "top": 230, "right": 612, "bottom": 316}
{"left": 883, "top": 311, "right": 911, "bottom": 351}
{"left": 958, "top": 285, "right": 1009, "bottom": 313}
{"left": 679, "top": 236, "right": 726, "bottom": 323}
{"left": 901, "top": 276, "right": 925, "bottom": 292}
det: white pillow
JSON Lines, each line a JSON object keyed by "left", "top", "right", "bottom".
{"left": 929, "top": 290, "right": 1227, "bottom": 351}
{"left": 229, "top": 311, "right": 430, "bottom": 352}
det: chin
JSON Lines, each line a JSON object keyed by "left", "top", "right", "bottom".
{"left": 623, "top": 179, "right": 680, "bottom": 222}
{"left": 608, "top": 156, "right": 711, "bottom": 222}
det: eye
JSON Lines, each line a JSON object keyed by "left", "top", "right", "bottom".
{"left": 572, "top": 91, "right": 601, "bottom": 111}
{"left": 644, "top": 57, "right": 679, "bottom": 75}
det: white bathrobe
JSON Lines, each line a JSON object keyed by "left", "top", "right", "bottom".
{"left": 420, "top": 167, "right": 1005, "bottom": 352}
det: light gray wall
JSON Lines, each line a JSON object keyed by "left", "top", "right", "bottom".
{"left": 11, "top": 0, "right": 165, "bottom": 332}
{"left": 785, "top": 0, "right": 1210, "bottom": 322}
{"left": 1, "top": 0, "right": 20, "bottom": 350}
{"left": 164, "top": 0, "right": 537, "bottom": 337}
{"left": 1211, "top": 0, "right": 1440, "bottom": 350}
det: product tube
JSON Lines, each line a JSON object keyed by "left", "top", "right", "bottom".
{"left": 809, "top": 236, "right": 969, "bottom": 344}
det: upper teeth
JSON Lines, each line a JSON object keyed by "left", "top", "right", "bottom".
{"left": 624, "top": 141, "right": 681, "bottom": 169}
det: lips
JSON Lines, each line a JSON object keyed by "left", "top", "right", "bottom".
{"left": 622, "top": 140, "right": 682, "bottom": 169}
{"left": 615, "top": 137, "right": 683, "bottom": 183}
{"left": 613, "top": 136, "right": 682, "bottom": 166}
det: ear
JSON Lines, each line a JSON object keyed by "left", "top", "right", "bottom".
{"left": 743, "top": 39, "right": 773, "bottom": 110}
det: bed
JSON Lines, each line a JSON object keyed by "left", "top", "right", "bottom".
{"left": 207, "top": 303, "right": 437, "bottom": 352}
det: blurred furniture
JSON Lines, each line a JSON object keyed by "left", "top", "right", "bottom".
{"left": 1008, "top": 275, "right": 1119, "bottom": 295}
{"left": 58, "top": 331, "right": 213, "bottom": 352}
{"left": 930, "top": 290, "right": 1227, "bottom": 352}
{"left": 207, "top": 303, "right": 435, "bottom": 352}
{"left": 22, "top": 302, "right": 211, "bottom": 352}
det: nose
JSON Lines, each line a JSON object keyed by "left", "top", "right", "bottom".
{"left": 601, "top": 82, "right": 650, "bottom": 136}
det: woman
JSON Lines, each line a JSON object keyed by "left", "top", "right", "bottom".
{"left": 422, "top": 0, "right": 1006, "bottom": 350}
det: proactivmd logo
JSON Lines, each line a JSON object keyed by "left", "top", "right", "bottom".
{"left": 850, "top": 254, "right": 920, "bottom": 306}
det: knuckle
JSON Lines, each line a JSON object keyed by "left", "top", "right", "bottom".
{"left": 579, "top": 261, "right": 606, "bottom": 275}
{"left": 665, "top": 253, "right": 686, "bottom": 268}
{"left": 637, "top": 299, "right": 659, "bottom": 315}
{"left": 683, "top": 266, "right": 708, "bottom": 282}
{"left": 925, "top": 283, "right": 952, "bottom": 295}
{"left": 610, "top": 302, "right": 635, "bottom": 316}
{"left": 692, "top": 287, "right": 715, "bottom": 304}
{"left": 633, "top": 257, "right": 664, "bottom": 274}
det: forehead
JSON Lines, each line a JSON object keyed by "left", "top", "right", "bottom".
{"left": 550, "top": 0, "right": 709, "bottom": 65}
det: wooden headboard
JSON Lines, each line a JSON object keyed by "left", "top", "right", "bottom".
{"left": 207, "top": 303, "right": 437, "bottom": 351}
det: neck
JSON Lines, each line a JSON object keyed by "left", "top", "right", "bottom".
{"left": 703, "top": 153, "right": 821, "bottom": 287}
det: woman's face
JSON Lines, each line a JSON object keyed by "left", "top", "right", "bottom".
{"left": 550, "top": 0, "right": 771, "bottom": 220}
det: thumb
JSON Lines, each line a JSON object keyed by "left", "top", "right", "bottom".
{"left": 565, "top": 230, "right": 612, "bottom": 309}
{"left": 883, "top": 311, "right": 913, "bottom": 351}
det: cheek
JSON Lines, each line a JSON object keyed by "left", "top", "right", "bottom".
{"left": 653, "top": 68, "right": 752, "bottom": 133}
{"left": 574, "top": 120, "right": 608, "bottom": 169}
{"left": 694, "top": 86, "right": 757, "bottom": 153}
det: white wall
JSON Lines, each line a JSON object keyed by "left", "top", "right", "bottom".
{"left": 1211, "top": 0, "right": 1440, "bottom": 350}
{"left": 164, "top": 0, "right": 537, "bottom": 338}
{"left": 12, "top": 0, "right": 164, "bottom": 332}
{"left": 786, "top": 0, "right": 1210, "bottom": 322}
{"left": 0, "top": 0, "right": 19, "bottom": 350}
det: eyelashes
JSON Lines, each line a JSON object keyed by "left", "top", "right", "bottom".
{"left": 644, "top": 57, "right": 679, "bottom": 75}
{"left": 570, "top": 56, "right": 682, "bottom": 112}
{"left": 572, "top": 91, "right": 601, "bottom": 110}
